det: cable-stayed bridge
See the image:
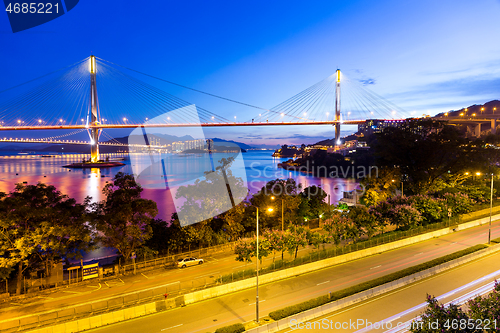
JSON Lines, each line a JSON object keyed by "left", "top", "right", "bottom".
{"left": 0, "top": 56, "right": 412, "bottom": 161}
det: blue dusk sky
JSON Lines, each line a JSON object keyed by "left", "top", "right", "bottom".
{"left": 1, "top": 0, "right": 499, "bottom": 147}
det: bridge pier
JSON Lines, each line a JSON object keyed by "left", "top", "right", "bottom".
{"left": 492, "top": 119, "right": 497, "bottom": 135}
{"left": 475, "top": 123, "right": 482, "bottom": 137}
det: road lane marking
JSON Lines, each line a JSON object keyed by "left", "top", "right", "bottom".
{"left": 370, "top": 265, "right": 381, "bottom": 269}
{"left": 141, "top": 273, "right": 151, "bottom": 279}
{"left": 161, "top": 324, "right": 183, "bottom": 331}
{"left": 248, "top": 300, "right": 265, "bottom": 305}
{"left": 317, "top": 281, "right": 330, "bottom": 286}
{"left": 413, "top": 252, "right": 423, "bottom": 256}
{"left": 165, "top": 281, "right": 180, "bottom": 286}
{"left": 62, "top": 290, "right": 82, "bottom": 294}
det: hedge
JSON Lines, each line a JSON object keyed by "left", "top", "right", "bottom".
{"left": 269, "top": 244, "right": 488, "bottom": 320}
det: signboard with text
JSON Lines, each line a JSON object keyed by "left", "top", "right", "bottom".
{"left": 82, "top": 263, "right": 98, "bottom": 280}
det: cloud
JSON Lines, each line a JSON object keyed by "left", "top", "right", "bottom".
{"left": 388, "top": 76, "right": 500, "bottom": 109}
{"left": 359, "top": 78, "right": 376, "bottom": 85}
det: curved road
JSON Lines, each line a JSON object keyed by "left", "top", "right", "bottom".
{"left": 84, "top": 219, "right": 500, "bottom": 333}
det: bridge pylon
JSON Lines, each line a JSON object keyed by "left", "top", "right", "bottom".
{"left": 88, "top": 55, "right": 101, "bottom": 162}
{"left": 334, "top": 69, "right": 341, "bottom": 145}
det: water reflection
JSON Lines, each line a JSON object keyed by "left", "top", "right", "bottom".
{"left": 0, "top": 151, "right": 358, "bottom": 221}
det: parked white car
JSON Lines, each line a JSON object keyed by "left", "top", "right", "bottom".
{"left": 177, "top": 257, "right": 204, "bottom": 268}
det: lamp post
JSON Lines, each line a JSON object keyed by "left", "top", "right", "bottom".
{"left": 255, "top": 206, "right": 273, "bottom": 323}
{"left": 489, "top": 173, "right": 494, "bottom": 244}
{"left": 256, "top": 207, "right": 259, "bottom": 323}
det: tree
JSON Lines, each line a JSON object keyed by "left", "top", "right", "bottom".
{"left": 234, "top": 239, "right": 254, "bottom": 263}
{"left": 301, "top": 185, "right": 328, "bottom": 219}
{"left": 361, "top": 168, "right": 400, "bottom": 206}
{"left": 372, "top": 120, "right": 491, "bottom": 194}
{"left": 286, "top": 225, "right": 308, "bottom": 259}
{"left": 221, "top": 204, "right": 246, "bottom": 242}
{"left": 347, "top": 206, "right": 378, "bottom": 238}
{"left": 251, "top": 178, "right": 302, "bottom": 230}
{"left": 440, "top": 192, "right": 475, "bottom": 215}
{"left": 467, "top": 281, "right": 500, "bottom": 327}
{"left": 322, "top": 211, "right": 344, "bottom": 245}
{"left": 175, "top": 157, "right": 247, "bottom": 227}
{"left": 0, "top": 183, "right": 92, "bottom": 295}
{"left": 263, "top": 229, "right": 289, "bottom": 261}
{"left": 410, "top": 294, "right": 474, "bottom": 333}
{"left": 388, "top": 205, "right": 423, "bottom": 230}
{"left": 92, "top": 173, "right": 158, "bottom": 265}
{"left": 410, "top": 284, "right": 500, "bottom": 333}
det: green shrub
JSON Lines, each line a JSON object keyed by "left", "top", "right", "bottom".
{"left": 214, "top": 323, "right": 245, "bottom": 333}
{"left": 269, "top": 244, "right": 487, "bottom": 320}
{"left": 491, "top": 237, "right": 500, "bottom": 244}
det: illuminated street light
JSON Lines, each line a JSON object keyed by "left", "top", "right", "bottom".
{"left": 255, "top": 206, "right": 274, "bottom": 323}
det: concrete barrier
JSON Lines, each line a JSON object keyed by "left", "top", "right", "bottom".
{"left": 245, "top": 242, "right": 500, "bottom": 333}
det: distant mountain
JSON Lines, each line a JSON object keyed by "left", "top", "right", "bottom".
{"left": 210, "top": 138, "right": 253, "bottom": 150}
{"left": 106, "top": 135, "right": 254, "bottom": 149}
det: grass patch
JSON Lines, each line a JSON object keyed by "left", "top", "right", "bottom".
{"left": 268, "top": 244, "right": 487, "bottom": 321}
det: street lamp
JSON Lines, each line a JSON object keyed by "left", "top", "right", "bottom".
{"left": 489, "top": 173, "right": 494, "bottom": 244}
{"left": 255, "top": 206, "right": 273, "bottom": 323}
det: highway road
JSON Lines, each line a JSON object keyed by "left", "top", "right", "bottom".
{"left": 277, "top": 247, "right": 500, "bottom": 333}
{"left": 84, "top": 219, "right": 500, "bottom": 333}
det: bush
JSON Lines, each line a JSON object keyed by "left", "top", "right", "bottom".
{"left": 268, "top": 244, "right": 488, "bottom": 320}
{"left": 214, "top": 323, "right": 245, "bottom": 333}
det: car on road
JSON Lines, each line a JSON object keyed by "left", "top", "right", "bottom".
{"left": 177, "top": 257, "right": 204, "bottom": 268}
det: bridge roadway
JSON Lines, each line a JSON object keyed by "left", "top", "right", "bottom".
{"left": 0, "top": 120, "right": 366, "bottom": 131}
{"left": 33, "top": 216, "right": 497, "bottom": 333}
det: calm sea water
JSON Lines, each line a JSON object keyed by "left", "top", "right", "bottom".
{"left": 0, "top": 150, "right": 357, "bottom": 221}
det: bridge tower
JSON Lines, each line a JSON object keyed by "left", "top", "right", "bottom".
{"left": 88, "top": 55, "right": 101, "bottom": 162}
{"left": 334, "top": 69, "right": 341, "bottom": 145}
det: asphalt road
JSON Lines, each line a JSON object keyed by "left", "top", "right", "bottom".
{"left": 84, "top": 219, "right": 500, "bottom": 333}
{"left": 277, "top": 247, "right": 500, "bottom": 333}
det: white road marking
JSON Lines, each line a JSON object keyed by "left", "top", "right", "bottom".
{"left": 248, "top": 300, "right": 266, "bottom": 305}
{"left": 413, "top": 252, "right": 423, "bottom": 256}
{"left": 161, "top": 324, "right": 183, "bottom": 331}
{"left": 141, "top": 273, "right": 151, "bottom": 279}
{"left": 317, "top": 280, "right": 330, "bottom": 286}
{"left": 165, "top": 281, "right": 180, "bottom": 286}
{"left": 370, "top": 265, "right": 381, "bottom": 270}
